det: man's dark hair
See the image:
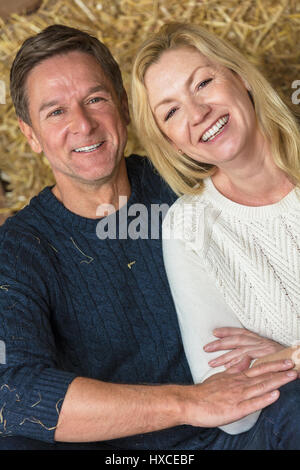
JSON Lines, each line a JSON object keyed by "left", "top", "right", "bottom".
{"left": 10, "top": 24, "right": 125, "bottom": 124}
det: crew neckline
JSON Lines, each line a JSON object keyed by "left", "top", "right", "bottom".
{"left": 204, "top": 177, "right": 300, "bottom": 220}
{"left": 31, "top": 156, "right": 141, "bottom": 232}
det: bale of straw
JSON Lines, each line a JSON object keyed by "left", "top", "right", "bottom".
{"left": 0, "top": 0, "right": 299, "bottom": 216}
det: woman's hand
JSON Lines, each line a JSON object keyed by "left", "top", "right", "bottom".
{"left": 204, "top": 327, "right": 285, "bottom": 371}
{"left": 253, "top": 345, "right": 300, "bottom": 375}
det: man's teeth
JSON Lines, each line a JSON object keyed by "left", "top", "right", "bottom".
{"left": 201, "top": 115, "right": 229, "bottom": 142}
{"left": 74, "top": 142, "right": 103, "bottom": 153}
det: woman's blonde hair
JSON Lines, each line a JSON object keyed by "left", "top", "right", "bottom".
{"left": 132, "top": 22, "right": 300, "bottom": 195}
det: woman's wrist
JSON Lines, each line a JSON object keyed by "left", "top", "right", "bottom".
{"left": 253, "top": 345, "right": 300, "bottom": 371}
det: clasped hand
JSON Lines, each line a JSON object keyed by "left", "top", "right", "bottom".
{"left": 204, "top": 327, "right": 286, "bottom": 371}
{"left": 190, "top": 328, "right": 300, "bottom": 428}
{"left": 203, "top": 327, "right": 300, "bottom": 378}
{"left": 187, "top": 358, "right": 297, "bottom": 428}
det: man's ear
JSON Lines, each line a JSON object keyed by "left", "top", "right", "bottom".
{"left": 18, "top": 118, "right": 42, "bottom": 154}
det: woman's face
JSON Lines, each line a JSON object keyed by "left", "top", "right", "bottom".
{"left": 144, "top": 46, "right": 261, "bottom": 168}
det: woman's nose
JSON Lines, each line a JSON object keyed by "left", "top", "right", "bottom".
{"left": 188, "top": 101, "right": 211, "bottom": 126}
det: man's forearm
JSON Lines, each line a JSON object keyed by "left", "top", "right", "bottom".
{"left": 54, "top": 377, "right": 184, "bottom": 442}
{"left": 54, "top": 359, "right": 298, "bottom": 443}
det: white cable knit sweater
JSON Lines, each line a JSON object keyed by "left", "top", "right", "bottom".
{"left": 162, "top": 177, "right": 300, "bottom": 434}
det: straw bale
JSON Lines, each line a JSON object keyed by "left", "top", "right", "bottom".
{"left": 0, "top": 0, "right": 299, "bottom": 215}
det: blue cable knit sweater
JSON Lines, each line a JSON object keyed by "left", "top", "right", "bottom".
{"left": 0, "top": 155, "right": 214, "bottom": 450}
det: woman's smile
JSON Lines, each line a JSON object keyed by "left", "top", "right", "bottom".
{"left": 145, "top": 46, "right": 261, "bottom": 168}
{"left": 200, "top": 114, "right": 229, "bottom": 143}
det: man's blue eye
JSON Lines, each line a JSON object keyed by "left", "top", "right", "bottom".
{"left": 49, "top": 109, "right": 63, "bottom": 117}
{"left": 89, "top": 97, "right": 104, "bottom": 104}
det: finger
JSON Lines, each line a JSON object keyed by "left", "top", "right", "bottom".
{"left": 208, "top": 350, "right": 239, "bottom": 366}
{"left": 246, "top": 346, "right": 279, "bottom": 359}
{"left": 244, "top": 369, "right": 297, "bottom": 401}
{"left": 245, "top": 359, "right": 295, "bottom": 378}
{"left": 225, "top": 356, "right": 252, "bottom": 373}
{"left": 208, "top": 349, "right": 249, "bottom": 367}
{"left": 237, "top": 390, "right": 280, "bottom": 418}
{"left": 204, "top": 335, "right": 259, "bottom": 352}
{"left": 221, "top": 346, "right": 278, "bottom": 367}
{"left": 212, "top": 327, "right": 257, "bottom": 338}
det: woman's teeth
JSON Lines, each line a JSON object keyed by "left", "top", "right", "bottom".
{"left": 201, "top": 115, "right": 229, "bottom": 142}
{"left": 74, "top": 142, "right": 103, "bottom": 153}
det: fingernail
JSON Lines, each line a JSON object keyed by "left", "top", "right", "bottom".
{"left": 287, "top": 370, "right": 297, "bottom": 377}
{"left": 213, "top": 329, "right": 221, "bottom": 336}
{"left": 284, "top": 360, "right": 293, "bottom": 366}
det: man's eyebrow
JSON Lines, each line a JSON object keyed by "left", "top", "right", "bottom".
{"left": 39, "top": 100, "right": 60, "bottom": 114}
{"left": 153, "top": 64, "right": 210, "bottom": 112}
{"left": 87, "top": 85, "right": 110, "bottom": 95}
{"left": 38, "top": 85, "right": 111, "bottom": 114}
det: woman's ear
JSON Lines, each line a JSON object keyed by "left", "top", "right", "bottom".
{"left": 240, "top": 76, "right": 251, "bottom": 91}
{"left": 18, "top": 118, "right": 42, "bottom": 154}
{"left": 229, "top": 69, "right": 251, "bottom": 91}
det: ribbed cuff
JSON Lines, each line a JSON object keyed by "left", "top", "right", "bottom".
{"left": 6, "top": 368, "right": 77, "bottom": 443}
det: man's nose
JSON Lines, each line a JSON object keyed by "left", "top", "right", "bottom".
{"left": 69, "top": 106, "right": 96, "bottom": 134}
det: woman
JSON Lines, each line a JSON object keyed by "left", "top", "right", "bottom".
{"left": 131, "top": 22, "right": 300, "bottom": 432}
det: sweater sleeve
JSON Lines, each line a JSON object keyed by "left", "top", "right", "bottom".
{"left": 0, "top": 227, "right": 77, "bottom": 442}
{"left": 162, "top": 231, "right": 261, "bottom": 435}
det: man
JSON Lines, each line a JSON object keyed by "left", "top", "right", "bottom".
{"left": 0, "top": 24, "right": 299, "bottom": 450}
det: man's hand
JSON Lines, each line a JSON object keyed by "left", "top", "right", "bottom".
{"left": 55, "top": 359, "right": 297, "bottom": 442}
{"left": 203, "top": 327, "right": 284, "bottom": 371}
{"left": 181, "top": 359, "right": 297, "bottom": 429}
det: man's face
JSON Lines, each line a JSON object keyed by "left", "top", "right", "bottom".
{"left": 20, "top": 51, "right": 129, "bottom": 187}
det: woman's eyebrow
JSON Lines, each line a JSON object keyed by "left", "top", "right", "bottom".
{"left": 153, "top": 64, "right": 211, "bottom": 112}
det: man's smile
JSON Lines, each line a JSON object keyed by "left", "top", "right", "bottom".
{"left": 73, "top": 141, "right": 105, "bottom": 153}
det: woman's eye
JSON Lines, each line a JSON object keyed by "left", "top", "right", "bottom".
{"left": 165, "top": 107, "right": 178, "bottom": 121}
{"left": 197, "top": 78, "right": 213, "bottom": 90}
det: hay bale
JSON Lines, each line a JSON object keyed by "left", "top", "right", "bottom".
{"left": 0, "top": 0, "right": 299, "bottom": 215}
